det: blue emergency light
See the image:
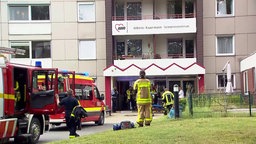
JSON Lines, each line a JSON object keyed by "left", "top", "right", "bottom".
{"left": 60, "top": 70, "right": 69, "bottom": 73}
{"left": 76, "top": 72, "right": 89, "bottom": 76}
{"left": 83, "top": 72, "right": 89, "bottom": 76}
{"left": 35, "top": 61, "right": 42, "bottom": 68}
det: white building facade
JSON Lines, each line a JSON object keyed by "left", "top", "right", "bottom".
{"left": 104, "top": 0, "right": 205, "bottom": 110}
{"left": 0, "top": 0, "right": 106, "bottom": 94}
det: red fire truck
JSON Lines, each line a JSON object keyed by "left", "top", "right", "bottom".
{"left": 49, "top": 73, "right": 106, "bottom": 127}
{"left": 0, "top": 47, "right": 60, "bottom": 143}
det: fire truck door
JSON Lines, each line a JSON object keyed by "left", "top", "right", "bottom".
{"left": 29, "top": 69, "right": 58, "bottom": 114}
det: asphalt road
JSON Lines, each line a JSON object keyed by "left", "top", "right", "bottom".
{"left": 39, "top": 111, "right": 162, "bottom": 144}
{"left": 7, "top": 111, "right": 162, "bottom": 144}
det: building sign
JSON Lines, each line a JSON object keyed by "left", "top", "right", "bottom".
{"left": 112, "top": 18, "right": 196, "bottom": 35}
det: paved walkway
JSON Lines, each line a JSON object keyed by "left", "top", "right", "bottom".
{"left": 105, "top": 111, "right": 163, "bottom": 124}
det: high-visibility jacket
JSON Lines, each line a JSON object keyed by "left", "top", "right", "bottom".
{"left": 133, "top": 78, "right": 151, "bottom": 104}
{"left": 126, "top": 89, "right": 131, "bottom": 100}
{"left": 162, "top": 91, "right": 174, "bottom": 106}
{"left": 14, "top": 81, "right": 21, "bottom": 102}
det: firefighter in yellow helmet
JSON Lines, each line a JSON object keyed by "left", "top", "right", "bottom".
{"left": 162, "top": 88, "right": 174, "bottom": 115}
{"left": 133, "top": 70, "right": 152, "bottom": 127}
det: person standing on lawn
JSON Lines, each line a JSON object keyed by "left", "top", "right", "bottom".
{"left": 133, "top": 70, "right": 152, "bottom": 127}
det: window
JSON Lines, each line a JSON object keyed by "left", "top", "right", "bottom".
{"left": 79, "top": 40, "right": 96, "bottom": 59}
{"left": 216, "top": 74, "right": 236, "bottom": 89}
{"left": 167, "top": 0, "right": 182, "bottom": 18}
{"left": 115, "top": 1, "right": 124, "bottom": 20}
{"left": 116, "top": 42, "right": 125, "bottom": 58}
{"left": 94, "top": 86, "right": 101, "bottom": 99}
{"left": 185, "top": 40, "right": 194, "bottom": 58}
{"left": 127, "top": 2, "right": 141, "bottom": 20}
{"left": 168, "top": 39, "right": 183, "bottom": 58}
{"left": 9, "top": 5, "right": 50, "bottom": 21}
{"left": 185, "top": 0, "right": 194, "bottom": 18}
{"left": 74, "top": 84, "right": 93, "bottom": 100}
{"left": 32, "top": 41, "right": 51, "bottom": 58}
{"left": 32, "top": 70, "right": 56, "bottom": 93}
{"left": 10, "top": 41, "right": 51, "bottom": 59}
{"left": 127, "top": 39, "right": 142, "bottom": 57}
{"left": 216, "top": 0, "right": 234, "bottom": 16}
{"left": 78, "top": 2, "right": 95, "bottom": 22}
{"left": 31, "top": 6, "right": 49, "bottom": 20}
{"left": 11, "top": 42, "right": 30, "bottom": 58}
{"left": 216, "top": 36, "right": 234, "bottom": 55}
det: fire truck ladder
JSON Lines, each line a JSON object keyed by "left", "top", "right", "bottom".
{"left": 0, "top": 47, "right": 25, "bottom": 55}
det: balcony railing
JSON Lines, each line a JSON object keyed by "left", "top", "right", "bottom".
{"left": 112, "top": 13, "right": 195, "bottom": 21}
{"left": 114, "top": 53, "right": 195, "bottom": 60}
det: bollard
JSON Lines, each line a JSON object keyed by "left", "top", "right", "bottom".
{"left": 173, "top": 84, "right": 179, "bottom": 118}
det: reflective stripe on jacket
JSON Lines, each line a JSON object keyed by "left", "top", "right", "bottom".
{"left": 162, "top": 91, "right": 174, "bottom": 105}
{"left": 70, "top": 105, "right": 88, "bottom": 121}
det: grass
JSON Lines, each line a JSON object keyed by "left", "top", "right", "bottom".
{"left": 48, "top": 115, "right": 256, "bottom": 144}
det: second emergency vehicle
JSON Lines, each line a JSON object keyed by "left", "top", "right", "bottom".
{"left": 50, "top": 73, "right": 106, "bottom": 127}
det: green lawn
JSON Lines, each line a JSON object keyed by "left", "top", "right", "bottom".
{"left": 48, "top": 116, "right": 256, "bottom": 144}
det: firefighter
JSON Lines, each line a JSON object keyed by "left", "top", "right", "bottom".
{"left": 14, "top": 81, "right": 21, "bottom": 110}
{"left": 126, "top": 86, "right": 134, "bottom": 110}
{"left": 14, "top": 74, "right": 25, "bottom": 111}
{"left": 162, "top": 88, "right": 174, "bottom": 115}
{"left": 133, "top": 70, "right": 152, "bottom": 127}
{"left": 56, "top": 89, "right": 79, "bottom": 139}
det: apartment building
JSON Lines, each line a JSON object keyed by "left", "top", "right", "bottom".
{"left": 104, "top": 0, "right": 204, "bottom": 110}
{"left": 203, "top": 0, "right": 256, "bottom": 93}
{"left": 1, "top": 0, "right": 255, "bottom": 111}
{"left": 0, "top": 0, "right": 106, "bottom": 94}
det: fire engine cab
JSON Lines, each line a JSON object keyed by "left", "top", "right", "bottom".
{"left": 0, "top": 47, "right": 59, "bottom": 143}
{"left": 50, "top": 73, "right": 106, "bottom": 127}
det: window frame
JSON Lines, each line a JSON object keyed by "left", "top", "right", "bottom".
{"left": 216, "top": 73, "right": 236, "bottom": 90}
{"left": 216, "top": 0, "right": 234, "bottom": 17}
{"left": 77, "top": 2, "right": 96, "bottom": 22}
{"left": 126, "top": 2, "right": 142, "bottom": 20}
{"left": 8, "top": 4, "right": 50, "bottom": 22}
{"left": 79, "top": 40, "right": 97, "bottom": 60}
{"left": 167, "top": 38, "right": 195, "bottom": 58}
{"left": 216, "top": 35, "right": 235, "bottom": 56}
{"left": 127, "top": 39, "right": 142, "bottom": 57}
{"left": 10, "top": 41, "right": 51, "bottom": 59}
{"left": 167, "top": 38, "right": 183, "bottom": 58}
{"left": 10, "top": 41, "right": 31, "bottom": 58}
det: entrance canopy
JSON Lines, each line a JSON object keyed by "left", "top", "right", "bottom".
{"left": 104, "top": 58, "right": 205, "bottom": 77}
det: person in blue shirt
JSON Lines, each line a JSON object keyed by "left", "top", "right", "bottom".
{"left": 111, "top": 87, "right": 118, "bottom": 113}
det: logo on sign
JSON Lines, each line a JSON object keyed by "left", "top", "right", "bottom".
{"left": 115, "top": 24, "right": 126, "bottom": 32}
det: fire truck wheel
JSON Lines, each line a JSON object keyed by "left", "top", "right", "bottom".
{"left": 29, "top": 118, "right": 41, "bottom": 144}
{"left": 95, "top": 112, "right": 105, "bottom": 125}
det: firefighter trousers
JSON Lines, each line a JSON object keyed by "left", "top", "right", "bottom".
{"left": 136, "top": 103, "right": 152, "bottom": 126}
{"left": 65, "top": 116, "right": 77, "bottom": 137}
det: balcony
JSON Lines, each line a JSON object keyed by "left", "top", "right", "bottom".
{"left": 112, "top": 14, "right": 196, "bottom": 35}
{"left": 112, "top": 13, "right": 195, "bottom": 21}
{"left": 114, "top": 53, "right": 195, "bottom": 60}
